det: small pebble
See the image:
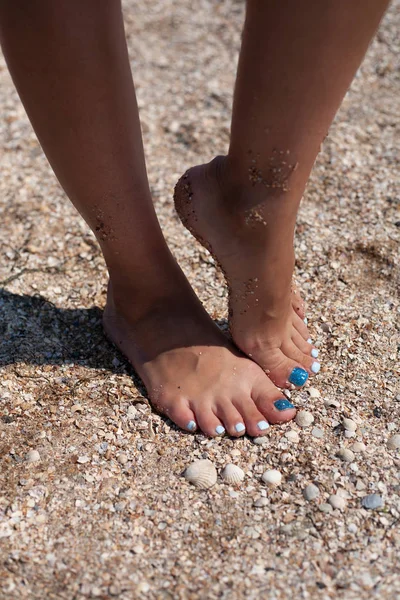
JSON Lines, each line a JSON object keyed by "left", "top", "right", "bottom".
{"left": 295, "top": 410, "right": 314, "bottom": 428}
{"left": 117, "top": 453, "right": 128, "bottom": 465}
{"left": 348, "top": 523, "right": 358, "bottom": 533}
{"left": 362, "top": 494, "right": 383, "bottom": 510}
{"left": 262, "top": 469, "right": 282, "bottom": 487}
{"left": 311, "top": 427, "right": 324, "bottom": 439}
{"left": 308, "top": 387, "right": 321, "bottom": 398}
{"left": 26, "top": 449, "right": 40, "bottom": 463}
{"left": 285, "top": 430, "right": 300, "bottom": 443}
{"left": 303, "top": 483, "right": 320, "bottom": 501}
{"left": 343, "top": 418, "right": 357, "bottom": 432}
{"left": 328, "top": 494, "right": 346, "bottom": 510}
{"left": 77, "top": 455, "right": 90, "bottom": 464}
{"left": 350, "top": 442, "right": 366, "bottom": 453}
{"left": 337, "top": 447, "right": 355, "bottom": 462}
{"left": 253, "top": 436, "right": 268, "bottom": 445}
{"left": 344, "top": 430, "right": 356, "bottom": 439}
{"left": 319, "top": 503, "right": 333, "bottom": 513}
{"left": 254, "top": 497, "right": 269, "bottom": 507}
{"left": 387, "top": 434, "right": 400, "bottom": 450}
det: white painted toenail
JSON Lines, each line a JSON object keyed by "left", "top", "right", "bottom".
{"left": 257, "top": 421, "right": 269, "bottom": 431}
{"left": 307, "top": 338, "right": 312, "bottom": 344}
{"left": 187, "top": 421, "right": 196, "bottom": 431}
{"left": 304, "top": 317, "right": 308, "bottom": 325}
{"left": 215, "top": 425, "right": 225, "bottom": 435}
{"left": 311, "top": 348, "right": 319, "bottom": 358}
{"left": 311, "top": 362, "right": 320, "bottom": 374}
{"left": 235, "top": 423, "right": 245, "bottom": 433}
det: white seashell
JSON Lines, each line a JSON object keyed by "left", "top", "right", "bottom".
{"left": 295, "top": 410, "right": 314, "bottom": 427}
{"left": 221, "top": 464, "right": 245, "bottom": 484}
{"left": 26, "top": 449, "right": 40, "bottom": 463}
{"left": 328, "top": 494, "right": 346, "bottom": 510}
{"left": 262, "top": 469, "right": 282, "bottom": 487}
{"left": 342, "top": 418, "right": 357, "bottom": 432}
{"left": 303, "top": 483, "right": 319, "bottom": 501}
{"left": 337, "top": 447, "right": 355, "bottom": 462}
{"left": 308, "top": 387, "right": 321, "bottom": 398}
{"left": 387, "top": 434, "right": 400, "bottom": 450}
{"left": 184, "top": 459, "right": 217, "bottom": 489}
{"left": 350, "top": 442, "right": 366, "bottom": 453}
{"left": 252, "top": 436, "right": 268, "bottom": 445}
{"left": 285, "top": 430, "right": 300, "bottom": 443}
{"left": 323, "top": 398, "right": 340, "bottom": 408}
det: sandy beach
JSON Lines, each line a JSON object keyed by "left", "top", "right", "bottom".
{"left": 1, "top": 1, "right": 399, "bottom": 598}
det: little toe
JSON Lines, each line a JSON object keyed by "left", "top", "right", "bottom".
{"left": 292, "top": 311, "right": 310, "bottom": 340}
{"left": 215, "top": 401, "right": 247, "bottom": 437}
{"left": 232, "top": 398, "right": 270, "bottom": 437}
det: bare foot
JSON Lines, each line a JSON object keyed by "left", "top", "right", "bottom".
{"left": 174, "top": 156, "right": 320, "bottom": 389}
{"left": 103, "top": 263, "right": 296, "bottom": 436}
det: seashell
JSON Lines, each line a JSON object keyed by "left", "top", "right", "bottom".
{"left": 350, "top": 441, "right": 366, "bottom": 453}
{"left": 221, "top": 463, "right": 245, "bottom": 484}
{"left": 295, "top": 410, "right": 314, "bottom": 427}
{"left": 285, "top": 430, "right": 300, "bottom": 443}
{"left": 337, "top": 447, "right": 355, "bottom": 462}
{"left": 26, "top": 449, "right": 40, "bottom": 463}
{"left": 253, "top": 436, "right": 268, "bottom": 445}
{"left": 262, "top": 469, "right": 282, "bottom": 487}
{"left": 184, "top": 459, "right": 217, "bottom": 489}
{"left": 328, "top": 494, "right": 346, "bottom": 510}
{"left": 342, "top": 418, "right": 357, "bottom": 432}
{"left": 387, "top": 434, "right": 400, "bottom": 450}
{"left": 307, "top": 387, "right": 321, "bottom": 398}
{"left": 303, "top": 484, "right": 319, "bottom": 501}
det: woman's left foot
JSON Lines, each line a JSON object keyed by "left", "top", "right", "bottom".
{"left": 174, "top": 156, "right": 320, "bottom": 389}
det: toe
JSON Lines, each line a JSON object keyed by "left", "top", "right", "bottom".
{"left": 190, "top": 402, "right": 226, "bottom": 437}
{"left": 291, "top": 285, "right": 306, "bottom": 319}
{"left": 231, "top": 397, "right": 270, "bottom": 437}
{"left": 281, "top": 340, "right": 320, "bottom": 376}
{"left": 292, "top": 329, "right": 315, "bottom": 354}
{"left": 292, "top": 311, "right": 310, "bottom": 340}
{"left": 161, "top": 397, "right": 198, "bottom": 433}
{"left": 215, "top": 401, "right": 247, "bottom": 437}
{"left": 257, "top": 347, "right": 309, "bottom": 388}
{"left": 252, "top": 387, "right": 296, "bottom": 425}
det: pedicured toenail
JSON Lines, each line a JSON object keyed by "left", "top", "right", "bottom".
{"left": 304, "top": 317, "right": 308, "bottom": 325}
{"left": 257, "top": 420, "right": 269, "bottom": 431}
{"left": 187, "top": 421, "right": 197, "bottom": 431}
{"left": 311, "top": 362, "right": 321, "bottom": 374}
{"left": 274, "top": 399, "right": 295, "bottom": 411}
{"left": 307, "top": 338, "right": 312, "bottom": 344}
{"left": 311, "top": 348, "right": 319, "bottom": 358}
{"left": 288, "top": 367, "right": 309, "bottom": 387}
{"left": 215, "top": 425, "right": 225, "bottom": 435}
{"left": 235, "top": 423, "right": 245, "bottom": 433}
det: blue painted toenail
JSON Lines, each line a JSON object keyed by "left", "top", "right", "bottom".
{"left": 274, "top": 399, "right": 295, "bottom": 411}
{"left": 215, "top": 425, "right": 225, "bottom": 435}
{"left": 257, "top": 420, "right": 269, "bottom": 430}
{"left": 289, "top": 367, "right": 309, "bottom": 387}
{"left": 235, "top": 423, "right": 245, "bottom": 433}
{"left": 311, "top": 362, "right": 320, "bottom": 374}
{"left": 311, "top": 348, "right": 319, "bottom": 358}
{"left": 187, "top": 421, "right": 196, "bottom": 431}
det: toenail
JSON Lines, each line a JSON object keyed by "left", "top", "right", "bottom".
{"left": 307, "top": 338, "right": 312, "bottom": 344}
{"left": 304, "top": 317, "right": 308, "bottom": 325}
{"left": 311, "top": 348, "right": 319, "bottom": 358}
{"left": 311, "top": 362, "right": 321, "bottom": 374}
{"left": 288, "top": 367, "right": 309, "bottom": 387}
{"left": 235, "top": 423, "right": 245, "bottom": 433}
{"left": 215, "top": 425, "right": 225, "bottom": 435}
{"left": 257, "top": 420, "right": 269, "bottom": 431}
{"left": 187, "top": 420, "right": 197, "bottom": 431}
{"left": 274, "top": 399, "right": 295, "bottom": 411}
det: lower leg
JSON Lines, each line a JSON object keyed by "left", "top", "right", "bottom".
{"left": 0, "top": 0, "right": 295, "bottom": 435}
{"left": 175, "top": 0, "right": 389, "bottom": 387}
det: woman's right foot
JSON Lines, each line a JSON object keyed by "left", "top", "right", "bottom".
{"left": 103, "top": 264, "right": 296, "bottom": 437}
{"left": 174, "top": 156, "right": 320, "bottom": 389}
